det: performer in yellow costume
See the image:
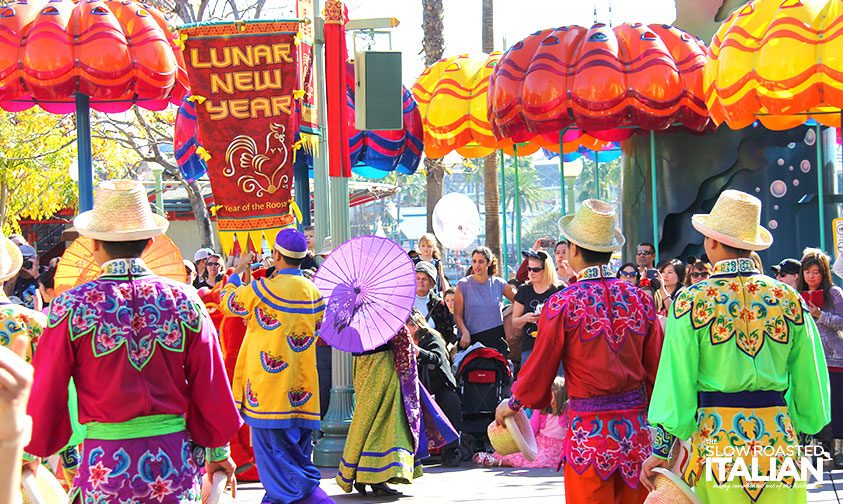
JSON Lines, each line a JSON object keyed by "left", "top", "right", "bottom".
{"left": 220, "top": 228, "right": 333, "bottom": 504}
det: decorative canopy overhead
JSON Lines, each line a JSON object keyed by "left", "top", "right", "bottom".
{"left": 0, "top": 0, "right": 188, "bottom": 113}
{"left": 346, "top": 62, "right": 423, "bottom": 179}
{"left": 705, "top": 0, "right": 843, "bottom": 130}
{"left": 412, "top": 53, "right": 609, "bottom": 159}
{"left": 489, "top": 23, "right": 710, "bottom": 141}
{"left": 173, "top": 95, "right": 207, "bottom": 182}
{"left": 297, "top": 61, "right": 423, "bottom": 180}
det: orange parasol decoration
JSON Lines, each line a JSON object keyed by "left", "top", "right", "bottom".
{"left": 486, "top": 22, "right": 710, "bottom": 261}
{"left": 411, "top": 53, "right": 610, "bottom": 159}
{"left": 0, "top": 0, "right": 187, "bottom": 114}
{"left": 0, "top": 0, "right": 190, "bottom": 212}
{"left": 54, "top": 235, "right": 185, "bottom": 295}
{"left": 704, "top": 0, "right": 843, "bottom": 130}
{"left": 488, "top": 23, "right": 710, "bottom": 141}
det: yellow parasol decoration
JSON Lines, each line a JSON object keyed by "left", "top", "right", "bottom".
{"left": 54, "top": 235, "right": 185, "bottom": 296}
{"left": 705, "top": 0, "right": 843, "bottom": 250}
{"left": 411, "top": 53, "right": 610, "bottom": 159}
{"left": 705, "top": 0, "right": 843, "bottom": 130}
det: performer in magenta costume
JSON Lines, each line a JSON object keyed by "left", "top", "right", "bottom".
{"left": 25, "top": 180, "right": 242, "bottom": 503}
{"left": 496, "top": 200, "right": 664, "bottom": 504}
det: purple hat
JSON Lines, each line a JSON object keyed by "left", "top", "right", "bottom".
{"left": 275, "top": 229, "right": 308, "bottom": 259}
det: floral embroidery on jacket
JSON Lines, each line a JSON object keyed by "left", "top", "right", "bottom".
{"left": 565, "top": 409, "right": 651, "bottom": 487}
{"left": 672, "top": 259, "right": 804, "bottom": 358}
{"left": 259, "top": 351, "right": 288, "bottom": 373}
{"left": 545, "top": 271, "right": 655, "bottom": 353}
{"left": 48, "top": 260, "right": 203, "bottom": 371}
{"left": 287, "top": 334, "right": 315, "bottom": 352}
{"left": 288, "top": 387, "right": 313, "bottom": 407}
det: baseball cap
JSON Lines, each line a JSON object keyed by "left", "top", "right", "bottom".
{"left": 19, "top": 245, "right": 36, "bottom": 258}
{"left": 415, "top": 261, "right": 437, "bottom": 284}
{"left": 771, "top": 258, "right": 801, "bottom": 276}
{"left": 521, "top": 249, "right": 549, "bottom": 261}
{"left": 193, "top": 247, "right": 214, "bottom": 262}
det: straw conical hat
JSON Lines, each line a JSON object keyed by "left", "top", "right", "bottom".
{"left": 558, "top": 199, "right": 625, "bottom": 253}
{"left": 0, "top": 234, "right": 22, "bottom": 282}
{"left": 643, "top": 468, "right": 701, "bottom": 504}
{"left": 691, "top": 190, "right": 772, "bottom": 251}
{"left": 21, "top": 467, "right": 68, "bottom": 504}
{"left": 74, "top": 180, "right": 169, "bottom": 242}
{"left": 487, "top": 410, "right": 538, "bottom": 461}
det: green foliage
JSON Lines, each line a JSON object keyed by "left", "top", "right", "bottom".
{"left": 0, "top": 108, "right": 140, "bottom": 234}
{"left": 501, "top": 157, "right": 549, "bottom": 214}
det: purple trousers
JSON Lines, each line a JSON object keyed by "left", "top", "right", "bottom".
{"left": 71, "top": 431, "right": 202, "bottom": 503}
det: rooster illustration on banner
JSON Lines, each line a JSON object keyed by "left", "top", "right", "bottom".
{"left": 225, "top": 123, "right": 291, "bottom": 198}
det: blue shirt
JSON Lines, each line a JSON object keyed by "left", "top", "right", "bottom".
{"left": 457, "top": 276, "right": 506, "bottom": 335}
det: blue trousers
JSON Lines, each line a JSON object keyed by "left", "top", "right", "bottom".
{"left": 252, "top": 427, "right": 332, "bottom": 504}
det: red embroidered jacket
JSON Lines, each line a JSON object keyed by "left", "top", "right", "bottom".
{"left": 512, "top": 265, "right": 664, "bottom": 408}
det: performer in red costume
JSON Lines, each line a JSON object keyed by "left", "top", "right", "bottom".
{"left": 197, "top": 268, "right": 263, "bottom": 482}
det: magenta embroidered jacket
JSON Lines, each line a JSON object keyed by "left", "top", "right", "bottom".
{"left": 26, "top": 258, "right": 241, "bottom": 458}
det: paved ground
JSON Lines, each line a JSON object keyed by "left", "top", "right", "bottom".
{"left": 230, "top": 465, "right": 843, "bottom": 503}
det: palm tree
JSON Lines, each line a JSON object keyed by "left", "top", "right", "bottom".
{"left": 421, "top": 0, "right": 445, "bottom": 232}
{"left": 481, "top": 0, "right": 502, "bottom": 264}
{"left": 502, "top": 161, "right": 549, "bottom": 217}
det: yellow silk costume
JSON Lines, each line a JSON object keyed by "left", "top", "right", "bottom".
{"left": 220, "top": 269, "right": 325, "bottom": 430}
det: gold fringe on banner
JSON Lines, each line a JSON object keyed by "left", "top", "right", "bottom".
{"left": 216, "top": 211, "right": 297, "bottom": 255}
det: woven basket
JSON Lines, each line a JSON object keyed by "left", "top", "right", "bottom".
{"left": 644, "top": 468, "right": 700, "bottom": 504}
{"left": 21, "top": 468, "right": 68, "bottom": 504}
{"left": 488, "top": 420, "right": 520, "bottom": 455}
{"left": 487, "top": 410, "right": 537, "bottom": 460}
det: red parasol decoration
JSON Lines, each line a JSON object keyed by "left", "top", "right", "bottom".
{"left": 488, "top": 22, "right": 711, "bottom": 261}
{"left": 488, "top": 23, "right": 710, "bottom": 141}
{"left": 0, "top": 0, "right": 189, "bottom": 212}
{"left": 0, "top": 0, "right": 187, "bottom": 113}
{"left": 323, "top": 0, "right": 351, "bottom": 177}
{"left": 411, "top": 52, "right": 611, "bottom": 159}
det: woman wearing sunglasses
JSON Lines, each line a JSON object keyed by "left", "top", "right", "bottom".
{"left": 512, "top": 250, "right": 562, "bottom": 370}
{"left": 616, "top": 263, "right": 639, "bottom": 284}
{"left": 683, "top": 258, "right": 712, "bottom": 286}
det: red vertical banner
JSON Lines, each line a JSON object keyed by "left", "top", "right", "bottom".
{"left": 323, "top": 0, "right": 351, "bottom": 178}
{"left": 297, "top": 0, "right": 318, "bottom": 145}
{"left": 179, "top": 21, "right": 301, "bottom": 253}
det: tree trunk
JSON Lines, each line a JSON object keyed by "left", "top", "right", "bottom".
{"left": 481, "top": 0, "right": 494, "bottom": 53}
{"left": 185, "top": 179, "right": 215, "bottom": 249}
{"left": 483, "top": 155, "right": 501, "bottom": 262}
{"left": 422, "top": 0, "right": 445, "bottom": 233}
{"left": 421, "top": 0, "right": 445, "bottom": 66}
{"left": 425, "top": 158, "right": 444, "bottom": 233}
{"left": 480, "top": 0, "right": 502, "bottom": 264}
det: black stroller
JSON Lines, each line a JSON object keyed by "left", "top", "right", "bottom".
{"left": 455, "top": 346, "right": 512, "bottom": 458}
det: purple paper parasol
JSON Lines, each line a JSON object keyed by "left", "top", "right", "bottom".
{"left": 313, "top": 236, "right": 417, "bottom": 353}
